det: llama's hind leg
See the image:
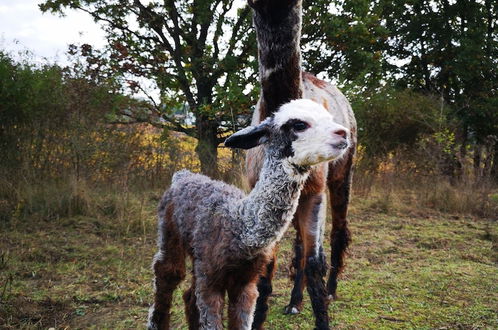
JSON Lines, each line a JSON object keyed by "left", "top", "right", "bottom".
{"left": 148, "top": 249, "right": 186, "bottom": 329}
{"left": 326, "top": 154, "right": 353, "bottom": 300}
{"left": 148, "top": 203, "right": 186, "bottom": 330}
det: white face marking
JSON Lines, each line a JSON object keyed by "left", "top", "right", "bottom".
{"left": 274, "top": 99, "right": 350, "bottom": 166}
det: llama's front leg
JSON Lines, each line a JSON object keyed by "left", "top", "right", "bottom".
{"left": 228, "top": 280, "right": 259, "bottom": 330}
{"left": 327, "top": 155, "right": 353, "bottom": 300}
{"left": 298, "top": 193, "right": 330, "bottom": 330}
{"left": 252, "top": 255, "right": 276, "bottom": 329}
{"left": 195, "top": 268, "right": 225, "bottom": 330}
{"left": 284, "top": 220, "right": 305, "bottom": 314}
{"left": 305, "top": 244, "right": 329, "bottom": 330}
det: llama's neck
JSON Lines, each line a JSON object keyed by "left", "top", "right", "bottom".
{"left": 251, "top": 0, "right": 303, "bottom": 119}
{"left": 235, "top": 153, "right": 309, "bottom": 255}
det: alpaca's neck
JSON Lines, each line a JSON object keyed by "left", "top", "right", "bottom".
{"left": 252, "top": 0, "right": 303, "bottom": 119}
{"left": 235, "top": 154, "right": 309, "bottom": 254}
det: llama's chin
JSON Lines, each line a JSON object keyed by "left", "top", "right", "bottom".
{"left": 292, "top": 150, "right": 346, "bottom": 167}
{"left": 328, "top": 141, "right": 349, "bottom": 159}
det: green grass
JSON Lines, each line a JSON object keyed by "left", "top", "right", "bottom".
{"left": 1, "top": 195, "right": 497, "bottom": 329}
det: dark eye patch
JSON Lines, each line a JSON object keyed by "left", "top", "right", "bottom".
{"left": 282, "top": 119, "right": 309, "bottom": 133}
{"left": 292, "top": 121, "right": 309, "bottom": 131}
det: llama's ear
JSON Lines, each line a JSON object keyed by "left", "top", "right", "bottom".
{"left": 224, "top": 122, "right": 270, "bottom": 150}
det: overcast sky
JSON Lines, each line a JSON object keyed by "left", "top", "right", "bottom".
{"left": 0, "top": 0, "right": 106, "bottom": 64}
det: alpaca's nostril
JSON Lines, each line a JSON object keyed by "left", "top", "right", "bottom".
{"left": 334, "top": 129, "right": 347, "bottom": 138}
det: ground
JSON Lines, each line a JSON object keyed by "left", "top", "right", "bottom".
{"left": 1, "top": 193, "right": 497, "bottom": 329}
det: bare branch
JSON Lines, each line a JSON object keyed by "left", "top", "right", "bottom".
{"left": 133, "top": 0, "right": 197, "bottom": 109}
{"left": 135, "top": 83, "right": 195, "bottom": 136}
{"left": 212, "top": 0, "right": 234, "bottom": 61}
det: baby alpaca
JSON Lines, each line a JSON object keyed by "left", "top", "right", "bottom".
{"left": 147, "top": 99, "right": 350, "bottom": 330}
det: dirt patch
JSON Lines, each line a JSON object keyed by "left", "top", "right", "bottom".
{"left": 1, "top": 296, "right": 73, "bottom": 329}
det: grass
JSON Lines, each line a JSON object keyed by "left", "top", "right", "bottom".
{"left": 1, "top": 187, "right": 497, "bottom": 329}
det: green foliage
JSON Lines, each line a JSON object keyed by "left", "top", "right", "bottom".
{"left": 352, "top": 86, "right": 445, "bottom": 159}
{"left": 36, "top": 0, "right": 498, "bottom": 177}
{"left": 39, "top": 0, "right": 259, "bottom": 176}
{"left": 0, "top": 50, "right": 204, "bottom": 223}
{"left": 0, "top": 52, "right": 65, "bottom": 167}
{"left": 303, "top": 0, "right": 392, "bottom": 88}
{"left": 301, "top": 0, "right": 498, "bottom": 178}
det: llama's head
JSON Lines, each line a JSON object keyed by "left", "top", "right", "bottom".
{"left": 225, "top": 99, "right": 349, "bottom": 167}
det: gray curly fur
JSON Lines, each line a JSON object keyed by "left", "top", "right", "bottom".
{"left": 165, "top": 156, "right": 307, "bottom": 259}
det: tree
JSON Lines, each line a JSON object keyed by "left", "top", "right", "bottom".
{"left": 40, "top": 0, "right": 259, "bottom": 176}
{"left": 302, "top": 0, "right": 498, "bottom": 178}
{"left": 380, "top": 0, "right": 498, "bottom": 176}
{"left": 301, "top": 0, "right": 392, "bottom": 89}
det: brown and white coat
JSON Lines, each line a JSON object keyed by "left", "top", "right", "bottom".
{"left": 247, "top": 0, "right": 357, "bottom": 329}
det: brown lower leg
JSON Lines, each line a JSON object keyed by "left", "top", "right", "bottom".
{"left": 183, "top": 276, "right": 199, "bottom": 330}
{"left": 228, "top": 280, "right": 259, "bottom": 330}
{"left": 149, "top": 252, "right": 186, "bottom": 330}
{"left": 327, "top": 156, "right": 353, "bottom": 299}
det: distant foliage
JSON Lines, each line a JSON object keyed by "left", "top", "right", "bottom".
{"left": 353, "top": 87, "right": 444, "bottom": 159}
{"left": 0, "top": 51, "right": 231, "bottom": 223}
{"left": 302, "top": 0, "right": 497, "bottom": 179}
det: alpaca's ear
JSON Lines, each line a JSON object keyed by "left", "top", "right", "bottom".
{"left": 224, "top": 122, "right": 270, "bottom": 150}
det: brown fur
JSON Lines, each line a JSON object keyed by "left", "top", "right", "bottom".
{"left": 303, "top": 71, "right": 327, "bottom": 88}
{"left": 150, "top": 205, "right": 187, "bottom": 330}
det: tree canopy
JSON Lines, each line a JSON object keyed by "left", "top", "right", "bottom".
{"left": 40, "top": 0, "right": 259, "bottom": 176}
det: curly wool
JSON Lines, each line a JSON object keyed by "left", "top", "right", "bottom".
{"left": 161, "top": 155, "right": 308, "bottom": 262}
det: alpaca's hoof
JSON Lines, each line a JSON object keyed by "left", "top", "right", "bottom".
{"left": 327, "top": 293, "right": 338, "bottom": 302}
{"left": 147, "top": 305, "right": 160, "bottom": 330}
{"left": 283, "top": 305, "right": 300, "bottom": 315}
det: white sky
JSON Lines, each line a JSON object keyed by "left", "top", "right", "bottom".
{"left": 0, "top": 0, "right": 106, "bottom": 64}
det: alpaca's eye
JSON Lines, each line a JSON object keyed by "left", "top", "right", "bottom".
{"left": 292, "top": 121, "right": 308, "bottom": 131}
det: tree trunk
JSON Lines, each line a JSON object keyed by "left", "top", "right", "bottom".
{"left": 195, "top": 117, "right": 219, "bottom": 177}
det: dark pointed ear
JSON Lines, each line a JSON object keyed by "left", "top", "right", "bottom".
{"left": 224, "top": 122, "right": 271, "bottom": 150}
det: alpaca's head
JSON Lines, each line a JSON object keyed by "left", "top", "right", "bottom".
{"left": 225, "top": 99, "right": 349, "bottom": 167}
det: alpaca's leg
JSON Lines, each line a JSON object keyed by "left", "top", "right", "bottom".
{"left": 148, "top": 205, "right": 186, "bottom": 330}
{"left": 284, "top": 219, "right": 306, "bottom": 315}
{"left": 148, "top": 248, "right": 186, "bottom": 330}
{"left": 228, "top": 279, "right": 259, "bottom": 330}
{"left": 252, "top": 254, "right": 276, "bottom": 329}
{"left": 326, "top": 153, "right": 354, "bottom": 300}
{"left": 183, "top": 276, "right": 200, "bottom": 330}
{"left": 195, "top": 265, "right": 225, "bottom": 330}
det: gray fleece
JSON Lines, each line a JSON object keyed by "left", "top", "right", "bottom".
{"left": 161, "top": 151, "right": 308, "bottom": 261}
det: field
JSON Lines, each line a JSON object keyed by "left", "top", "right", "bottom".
{"left": 1, "top": 187, "right": 497, "bottom": 329}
